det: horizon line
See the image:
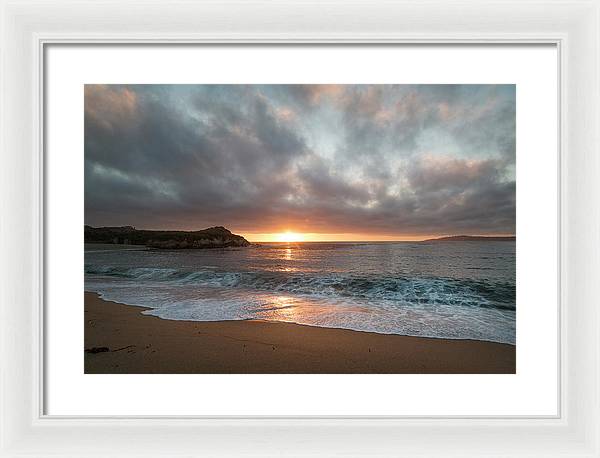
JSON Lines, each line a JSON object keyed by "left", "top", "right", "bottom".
{"left": 248, "top": 237, "right": 517, "bottom": 243}
{"left": 84, "top": 225, "right": 515, "bottom": 243}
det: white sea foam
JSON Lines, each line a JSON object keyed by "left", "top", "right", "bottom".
{"left": 85, "top": 241, "right": 516, "bottom": 344}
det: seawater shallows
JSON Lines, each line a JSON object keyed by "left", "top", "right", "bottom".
{"left": 85, "top": 241, "right": 516, "bottom": 344}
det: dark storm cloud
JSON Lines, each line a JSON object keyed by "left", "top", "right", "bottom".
{"left": 85, "top": 84, "right": 515, "bottom": 236}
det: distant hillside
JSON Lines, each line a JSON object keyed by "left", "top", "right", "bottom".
{"left": 84, "top": 225, "right": 251, "bottom": 249}
{"left": 423, "top": 235, "right": 516, "bottom": 242}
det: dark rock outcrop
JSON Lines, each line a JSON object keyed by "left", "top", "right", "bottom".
{"left": 84, "top": 225, "right": 251, "bottom": 249}
{"left": 85, "top": 347, "right": 110, "bottom": 354}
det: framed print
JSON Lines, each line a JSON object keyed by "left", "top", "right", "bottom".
{"left": 1, "top": 1, "right": 599, "bottom": 457}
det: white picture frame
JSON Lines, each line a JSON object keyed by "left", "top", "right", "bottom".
{"left": 0, "top": 0, "right": 598, "bottom": 456}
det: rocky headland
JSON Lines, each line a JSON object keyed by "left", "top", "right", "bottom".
{"left": 84, "top": 225, "right": 251, "bottom": 249}
{"left": 423, "top": 235, "right": 516, "bottom": 242}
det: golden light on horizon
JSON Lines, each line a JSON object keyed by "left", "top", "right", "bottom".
{"left": 239, "top": 231, "right": 516, "bottom": 243}
{"left": 274, "top": 231, "right": 305, "bottom": 243}
{"left": 242, "top": 232, "right": 435, "bottom": 242}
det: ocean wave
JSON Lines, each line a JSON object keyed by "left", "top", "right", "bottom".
{"left": 85, "top": 264, "right": 515, "bottom": 311}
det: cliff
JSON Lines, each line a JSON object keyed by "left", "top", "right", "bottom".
{"left": 84, "top": 225, "right": 251, "bottom": 249}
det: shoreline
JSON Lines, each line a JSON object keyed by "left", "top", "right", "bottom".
{"left": 85, "top": 292, "right": 516, "bottom": 374}
{"left": 86, "top": 289, "right": 515, "bottom": 346}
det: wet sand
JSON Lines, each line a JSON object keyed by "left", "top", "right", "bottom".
{"left": 84, "top": 292, "right": 516, "bottom": 374}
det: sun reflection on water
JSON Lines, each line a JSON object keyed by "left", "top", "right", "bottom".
{"left": 259, "top": 294, "right": 299, "bottom": 321}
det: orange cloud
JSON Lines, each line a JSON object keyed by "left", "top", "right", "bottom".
{"left": 85, "top": 85, "right": 138, "bottom": 132}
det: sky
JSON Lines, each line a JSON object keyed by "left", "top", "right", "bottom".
{"left": 84, "top": 84, "right": 515, "bottom": 241}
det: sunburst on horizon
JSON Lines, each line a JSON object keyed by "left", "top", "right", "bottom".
{"left": 274, "top": 231, "right": 305, "bottom": 243}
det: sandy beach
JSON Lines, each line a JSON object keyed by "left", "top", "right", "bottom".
{"left": 84, "top": 292, "right": 515, "bottom": 374}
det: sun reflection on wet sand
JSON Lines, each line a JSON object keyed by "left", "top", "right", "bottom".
{"left": 274, "top": 296, "right": 298, "bottom": 320}
{"left": 258, "top": 295, "right": 299, "bottom": 321}
{"left": 254, "top": 293, "right": 374, "bottom": 328}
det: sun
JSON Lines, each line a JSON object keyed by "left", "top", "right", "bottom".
{"left": 275, "top": 231, "right": 305, "bottom": 243}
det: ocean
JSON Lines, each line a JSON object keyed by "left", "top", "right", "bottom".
{"left": 84, "top": 241, "right": 516, "bottom": 345}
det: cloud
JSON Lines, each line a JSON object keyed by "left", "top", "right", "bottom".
{"left": 408, "top": 155, "right": 502, "bottom": 193}
{"left": 85, "top": 84, "right": 515, "bottom": 236}
{"left": 85, "top": 85, "right": 137, "bottom": 129}
{"left": 286, "top": 84, "right": 346, "bottom": 107}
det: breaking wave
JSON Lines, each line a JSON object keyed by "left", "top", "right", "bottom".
{"left": 85, "top": 264, "right": 515, "bottom": 312}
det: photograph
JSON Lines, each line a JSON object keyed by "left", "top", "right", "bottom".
{"left": 84, "top": 83, "right": 516, "bottom": 374}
